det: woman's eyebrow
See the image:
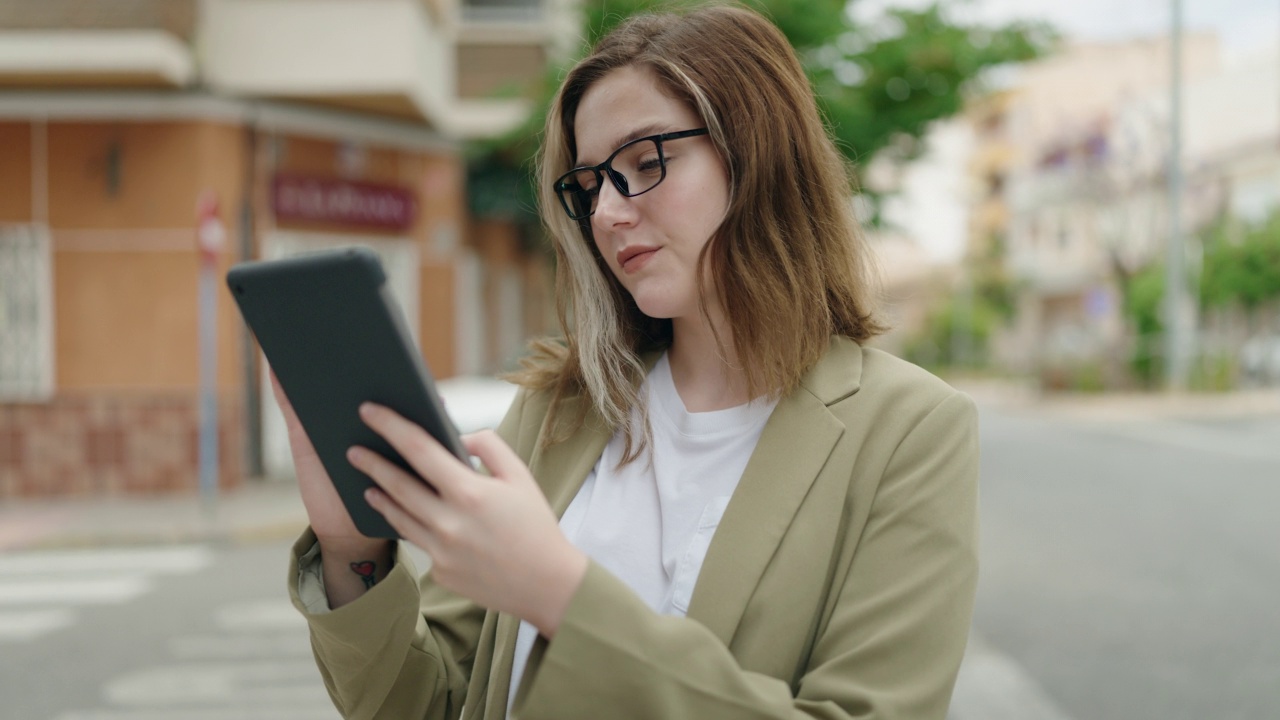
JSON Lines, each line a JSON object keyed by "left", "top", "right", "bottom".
{"left": 577, "top": 122, "right": 671, "bottom": 165}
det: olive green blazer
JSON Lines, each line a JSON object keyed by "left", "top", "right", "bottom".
{"left": 289, "top": 338, "right": 980, "bottom": 720}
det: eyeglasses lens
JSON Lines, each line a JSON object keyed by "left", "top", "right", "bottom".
{"left": 558, "top": 138, "right": 665, "bottom": 220}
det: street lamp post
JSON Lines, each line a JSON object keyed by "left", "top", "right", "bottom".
{"left": 1164, "top": 0, "right": 1193, "bottom": 390}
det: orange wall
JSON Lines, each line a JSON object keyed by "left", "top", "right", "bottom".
{"left": 50, "top": 121, "right": 247, "bottom": 392}
{"left": 45, "top": 120, "right": 465, "bottom": 390}
{"left": 420, "top": 261, "right": 456, "bottom": 378}
{"left": 49, "top": 122, "right": 204, "bottom": 228}
{"left": 0, "top": 122, "right": 32, "bottom": 222}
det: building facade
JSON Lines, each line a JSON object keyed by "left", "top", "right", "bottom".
{"left": 0, "top": 0, "right": 572, "bottom": 497}
{"left": 965, "top": 34, "right": 1225, "bottom": 386}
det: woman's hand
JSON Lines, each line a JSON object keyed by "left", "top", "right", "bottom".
{"left": 348, "top": 403, "right": 589, "bottom": 638}
{"left": 268, "top": 370, "right": 366, "bottom": 543}
{"left": 269, "top": 370, "right": 391, "bottom": 608}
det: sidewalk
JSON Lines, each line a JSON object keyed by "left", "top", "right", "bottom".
{"left": 4, "top": 382, "right": 1278, "bottom": 553}
{"left": 0, "top": 477, "right": 311, "bottom": 552}
{"left": 952, "top": 379, "right": 1280, "bottom": 423}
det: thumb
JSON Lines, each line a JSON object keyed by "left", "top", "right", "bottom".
{"left": 461, "top": 430, "right": 527, "bottom": 482}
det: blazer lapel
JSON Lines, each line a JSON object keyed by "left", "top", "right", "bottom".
{"left": 487, "top": 394, "right": 614, "bottom": 717}
{"left": 685, "top": 338, "right": 863, "bottom": 646}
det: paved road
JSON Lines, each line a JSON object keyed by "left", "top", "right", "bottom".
{"left": 0, "top": 541, "right": 339, "bottom": 720}
{"left": 2, "top": 406, "right": 1276, "bottom": 719}
{"left": 950, "top": 407, "right": 1280, "bottom": 720}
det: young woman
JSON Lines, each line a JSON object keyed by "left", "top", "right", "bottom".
{"left": 283, "top": 5, "right": 980, "bottom": 719}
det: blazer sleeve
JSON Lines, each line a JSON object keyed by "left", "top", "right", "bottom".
{"left": 288, "top": 386, "right": 533, "bottom": 720}
{"left": 510, "top": 390, "right": 980, "bottom": 720}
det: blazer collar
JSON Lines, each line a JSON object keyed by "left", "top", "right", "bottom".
{"left": 685, "top": 337, "right": 862, "bottom": 643}
{"left": 491, "top": 338, "right": 864, "bottom": 679}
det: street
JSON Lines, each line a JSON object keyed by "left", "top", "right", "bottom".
{"left": 951, "top": 405, "right": 1280, "bottom": 720}
{"left": 1, "top": 403, "right": 1277, "bottom": 720}
{"left": 0, "top": 541, "right": 339, "bottom": 720}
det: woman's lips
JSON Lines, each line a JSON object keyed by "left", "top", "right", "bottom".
{"left": 621, "top": 248, "right": 658, "bottom": 273}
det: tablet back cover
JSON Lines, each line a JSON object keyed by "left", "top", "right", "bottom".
{"left": 227, "top": 247, "right": 464, "bottom": 539}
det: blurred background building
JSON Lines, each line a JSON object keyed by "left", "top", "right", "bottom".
{"left": 0, "top": 0, "right": 571, "bottom": 497}
{"left": 980, "top": 34, "right": 1221, "bottom": 386}
{"left": 4, "top": 0, "right": 1278, "bottom": 502}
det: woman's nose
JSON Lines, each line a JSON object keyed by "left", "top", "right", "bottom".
{"left": 592, "top": 175, "right": 637, "bottom": 227}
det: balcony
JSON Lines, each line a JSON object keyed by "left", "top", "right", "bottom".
{"left": 460, "top": 0, "right": 546, "bottom": 24}
{"left": 200, "top": 0, "right": 454, "bottom": 128}
{"left": 0, "top": 0, "right": 196, "bottom": 89}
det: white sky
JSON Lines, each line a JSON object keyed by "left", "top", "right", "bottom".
{"left": 864, "top": 0, "right": 1280, "bottom": 262}
{"left": 854, "top": 0, "right": 1279, "bottom": 63}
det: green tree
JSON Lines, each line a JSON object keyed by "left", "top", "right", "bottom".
{"left": 467, "top": 0, "right": 1055, "bottom": 230}
{"left": 1200, "top": 211, "right": 1280, "bottom": 321}
{"left": 1123, "top": 261, "right": 1166, "bottom": 387}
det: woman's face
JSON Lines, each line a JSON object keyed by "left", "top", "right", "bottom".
{"left": 571, "top": 65, "right": 730, "bottom": 321}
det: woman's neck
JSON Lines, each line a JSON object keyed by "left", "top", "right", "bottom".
{"left": 667, "top": 311, "right": 752, "bottom": 413}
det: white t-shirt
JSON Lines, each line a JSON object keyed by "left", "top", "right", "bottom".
{"left": 507, "top": 353, "right": 777, "bottom": 713}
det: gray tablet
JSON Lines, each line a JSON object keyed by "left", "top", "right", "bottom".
{"left": 227, "top": 246, "right": 467, "bottom": 539}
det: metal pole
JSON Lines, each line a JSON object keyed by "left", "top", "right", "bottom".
{"left": 197, "top": 193, "right": 225, "bottom": 510}
{"left": 198, "top": 256, "right": 219, "bottom": 508}
{"left": 1164, "top": 0, "right": 1190, "bottom": 390}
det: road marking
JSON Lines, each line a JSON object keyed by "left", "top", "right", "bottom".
{"left": 214, "top": 599, "right": 307, "bottom": 631}
{"left": 0, "top": 545, "right": 212, "bottom": 644}
{"left": 170, "top": 634, "right": 314, "bottom": 659}
{"left": 0, "top": 577, "right": 150, "bottom": 605}
{"left": 103, "top": 661, "right": 329, "bottom": 706}
{"left": 0, "top": 545, "right": 213, "bottom": 576}
{"left": 56, "top": 710, "right": 340, "bottom": 720}
{"left": 0, "top": 608, "right": 75, "bottom": 641}
{"left": 948, "top": 632, "right": 1076, "bottom": 720}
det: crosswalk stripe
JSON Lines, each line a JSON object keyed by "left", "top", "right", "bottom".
{"left": 0, "top": 545, "right": 213, "bottom": 576}
{"left": 0, "top": 608, "right": 75, "bottom": 641}
{"left": 103, "top": 661, "right": 328, "bottom": 707}
{"left": 170, "top": 634, "right": 315, "bottom": 659}
{"left": 214, "top": 599, "right": 307, "bottom": 631}
{"left": 0, "top": 576, "right": 150, "bottom": 605}
{"left": 55, "top": 709, "right": 340, "bottom": 720}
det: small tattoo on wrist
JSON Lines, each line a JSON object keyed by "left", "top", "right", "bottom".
{"left": 350, "top": 560, "right": 378, "bottom": 590}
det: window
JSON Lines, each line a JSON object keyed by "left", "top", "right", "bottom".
{"left": 461, "top": 0, "right": 543, "bottom": 23}
{"left": 0, "top": 225, "right": 54, "bottom": 402}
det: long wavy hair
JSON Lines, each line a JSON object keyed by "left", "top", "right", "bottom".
{"left": 510, "top": 4, "right": 886, "bottom": 462}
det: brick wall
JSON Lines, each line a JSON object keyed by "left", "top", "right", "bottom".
{"left": 0, "top": 392, "right": 244, "bottom": 497}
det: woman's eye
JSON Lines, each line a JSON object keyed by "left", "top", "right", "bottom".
{"left": 637, "top": 157, "right": 663, "bottom": 173}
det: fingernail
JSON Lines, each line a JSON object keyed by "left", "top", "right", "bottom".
{"left": 359, "top": 403, "right": 375, "bottom": 418}
{"left": 347, "top": 447, "right": 362, "bottom": 463}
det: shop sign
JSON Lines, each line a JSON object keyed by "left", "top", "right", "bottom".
{"left": 272, "top": 175, "right": 417, "bottom": 230}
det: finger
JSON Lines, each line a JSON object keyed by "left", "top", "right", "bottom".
{"left": 268, "top": 368, "right": 302, "bottom": 424}
{"left": 364, "top": 486, "right": 440, "bottom": 555}
{"left": 347, "top": 445, "right": 445, "bottom": 517}
{"left": 358, "top": 403, "right": 471, "bottom": 498}
{"left": 461, "top": 430, "right": 526, "bottom": 482}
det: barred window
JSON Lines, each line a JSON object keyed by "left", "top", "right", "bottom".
{"left": 0, "top": 225, "right": 54, "bottom": 402}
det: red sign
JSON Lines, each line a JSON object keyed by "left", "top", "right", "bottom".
{"left": 272, "top": 175, "right": 417, "bottom": 230}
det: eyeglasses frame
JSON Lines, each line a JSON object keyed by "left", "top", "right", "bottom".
{"left": 553, "top": 128, "right": 710, "bottom": 220}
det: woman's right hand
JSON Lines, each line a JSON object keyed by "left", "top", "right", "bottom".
{"left": 268, "top": 370, "right": 363, "bottom": 542}
{"left": 270, "top": 370, "right": 391, "bottom": 608}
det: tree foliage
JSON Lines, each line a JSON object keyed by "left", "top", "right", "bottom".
{"left": 1199, "top": 212, "right": 1280, "bottom": 313}
{"left": 467, "top": 0, "right": 1056, "bottom": 228}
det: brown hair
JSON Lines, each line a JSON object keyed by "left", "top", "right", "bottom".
{"left": 511, "top": 3, "right": 886, "bottom": 459}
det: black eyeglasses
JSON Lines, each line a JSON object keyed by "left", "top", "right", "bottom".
{"left": 554, "top": 128, "right": 709, "bottom": 220}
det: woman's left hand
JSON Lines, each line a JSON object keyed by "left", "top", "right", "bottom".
{"left": 347, "top": 402, "right": 588, "bottom": 638}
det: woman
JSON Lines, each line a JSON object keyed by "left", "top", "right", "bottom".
{"left": 284, "top": 5, "right": 980, "bottom": 719}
